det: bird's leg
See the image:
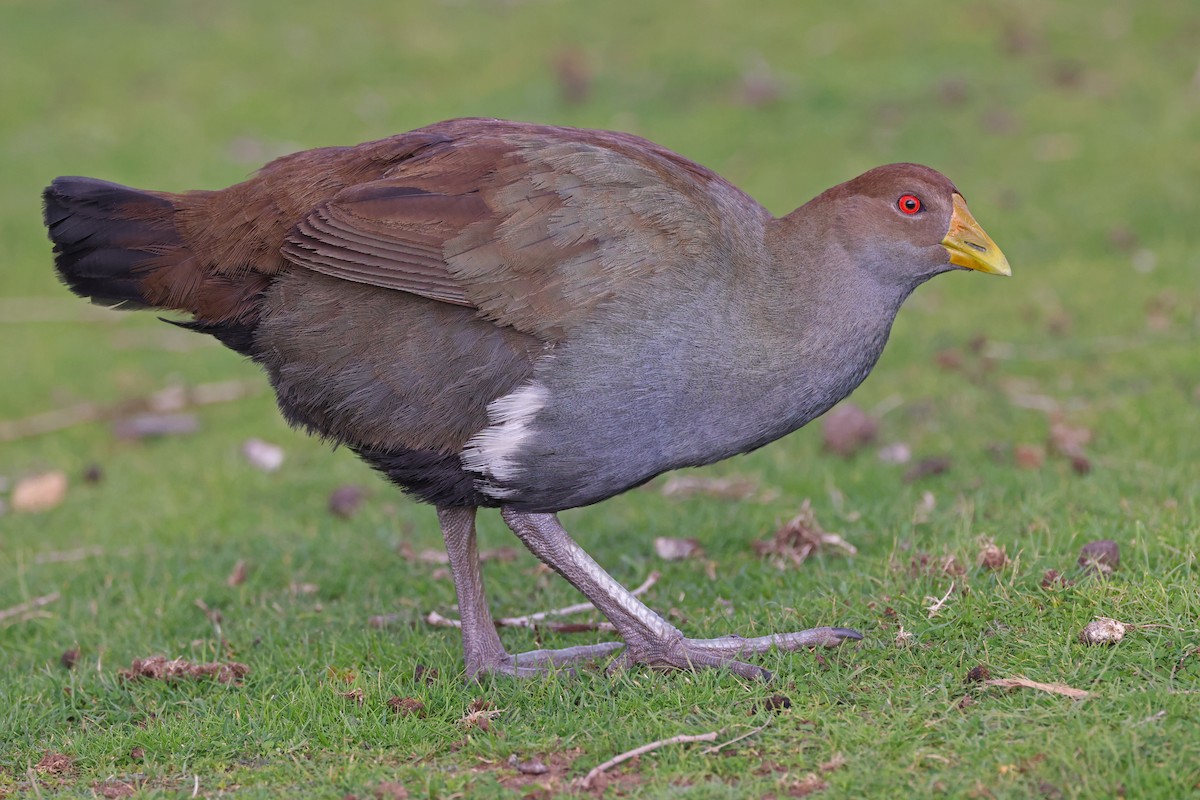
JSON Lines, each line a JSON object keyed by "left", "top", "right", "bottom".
{"left": 501, "top": 508, "right": 861, "bottom": 681}
{"left": 436, "top": 506, "right": 624, "bottom": 680}
{"left": 437, "top": 507, "right": 506, "bottom": 677}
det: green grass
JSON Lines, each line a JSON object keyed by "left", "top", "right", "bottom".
{"left": 3, "top": 1, "right": 1199, "bottom": 797}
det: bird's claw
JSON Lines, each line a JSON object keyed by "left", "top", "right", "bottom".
{"left": 615, "top": 626, "right": 864, "bottom": 681}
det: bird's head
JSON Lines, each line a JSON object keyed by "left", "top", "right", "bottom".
{"left": 825, "top": 163, "right": 1010, "bottom": 289}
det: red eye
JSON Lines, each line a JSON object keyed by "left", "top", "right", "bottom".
{"left": 898, "top": 194, "right": 921, "bottom": 214}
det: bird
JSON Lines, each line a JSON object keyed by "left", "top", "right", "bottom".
{"left": 43, "top": 117, "right": 1009, "bottom": 681}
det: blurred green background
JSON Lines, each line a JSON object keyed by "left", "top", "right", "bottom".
{"left": 2, "top": 1, "right": 1198, "bottom": 798}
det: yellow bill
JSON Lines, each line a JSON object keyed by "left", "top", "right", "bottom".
{"left": 942, "top": 193, "right": 1011, "bottom": 276}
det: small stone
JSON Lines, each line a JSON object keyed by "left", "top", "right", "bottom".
{"left": 821, "top": 403, "right": 879, "bottom": 457}
{"left": 877, "top": 442, "right": 912, "bottom": 464}
{"left": 241, "top": 438, "right": 284, "bottom": 472}
{"left": 1080, "top": 617, "right": 1126, "bottom": 645}
{"left": 12, "top": 471, "right": 68, "bottom": 513}
{"left": 512, "top": 755, "right": 550, "bottom": 775}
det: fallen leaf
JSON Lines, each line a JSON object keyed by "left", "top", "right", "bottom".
{"left": 387, "top": 696, "right": 425, "bottom": 717}
{"left": 60, "top": 647, "right": 80, "bottom": 669}
{"left": 1078, "top": 540, "right": 1119, "bottom": 575}
{"left": 1014, "top": 444, "right": 1045, "bottom": 470}
{"left": 1048, "top": 419, "right": 1092, "bottom": 458}
{"left": 977, "top": 538, "right": 1009, "bottom": 570}
{"left": 36, "top": 751, "right": 73, "bottom": 774}
{"left": 94, "top": 780, "right": 136, "bottom": 798}
{"left": 782, "top": 773, "right": 829, "bottom": 797}
{"left": 118, "top": 655, "right": 249, "bottom": 685}
{"left": 753, "top": 500, "right": 856, "bottom": 569}
{"left": 241, "top": 438, "right": 284, "bottom": 472}
{"left": 12, "top": 471, "right": 68, "bottom": 513}
{"left": 461, "top": 697, "right": 502, "bottom": 731}
{"left": 226, "top": 559, "right": 248, "bottom": 587}
{"left": 985, "top": 676, "right": 1089, "bottom": 700}
{"left": 905, "top": 551, "right": 965, "bottom": 578}
{"left": 821, "top": 403, "right": 879, "bottom": 457}
{"left": 329, "top": 485, "right": 367, "bottom": 518}
{"left": 654, "top": 537, "right": 703, "bottom": 561}
{"left": 757, "top": 694, "right": 792, "bottom": 714}
{"left": 904, "top": 456, "right": 952, "bottom": 483}
{"left": 551, "top": 49, "right": 592, "bottom": 105}
{"left": 935, "top": 348, "right": 964, "bottom": 370}
{"left": 1040, "top": 569, "right": 1073, "bottom": 589}
{"left": 819, "top": 753, "right": 847, "bottom": 773}
{"left": 965, "top": 664, "right": 991, "bottom": 683}
{"left": 341, "top": 688, "right": 365, "bottom": 705}
{"left": 374, "top": 781, "right": 409, "bottom": 800}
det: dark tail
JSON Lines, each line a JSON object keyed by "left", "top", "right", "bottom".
{"left": 42, "top": 177, "right": 267, "bottom": 356}
{"left": 43, "top": 177, "right": 181, "bottom": 310}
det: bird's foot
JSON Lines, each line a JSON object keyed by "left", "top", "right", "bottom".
{"left": 467, "top": 641, "right": 626, "bottom": 680}
{"left": 614, "top": 626, "right": 862, "bottom": 681}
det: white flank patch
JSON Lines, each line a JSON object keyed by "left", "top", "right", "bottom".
{"left": 460, "top": 381, "right": 549, "bottom": 498}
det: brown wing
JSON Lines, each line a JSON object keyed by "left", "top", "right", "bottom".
{"left": 281, "top": 119, "right": 764, "bottom": 340}
{"left": 284, "top": 184, "right": 480, "bottom": 307}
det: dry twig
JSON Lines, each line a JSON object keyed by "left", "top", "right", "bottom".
{"left": 985, "top": 676, "right": 1089, "bottom": 700}
{"left": 925, "top": 582, "right": 955, "bottom": 617}
{"left": 420, "top": 571, "right": 660, "bottom": 633}
{"left": 0, "top": 592, "right": 61, "bottom": 624}
{"left": 704, "top": 717, "right": 774, "bottom": 754}
{"left": 0, "top": 380, "right": 262, "bottom": 442}
{"left": 578, "top": 731, "right": 720, "bottom": 789}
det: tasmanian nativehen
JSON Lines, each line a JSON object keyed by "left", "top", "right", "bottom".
{"left": 44, "top": 117, "right": 1009, "bottom": 680}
